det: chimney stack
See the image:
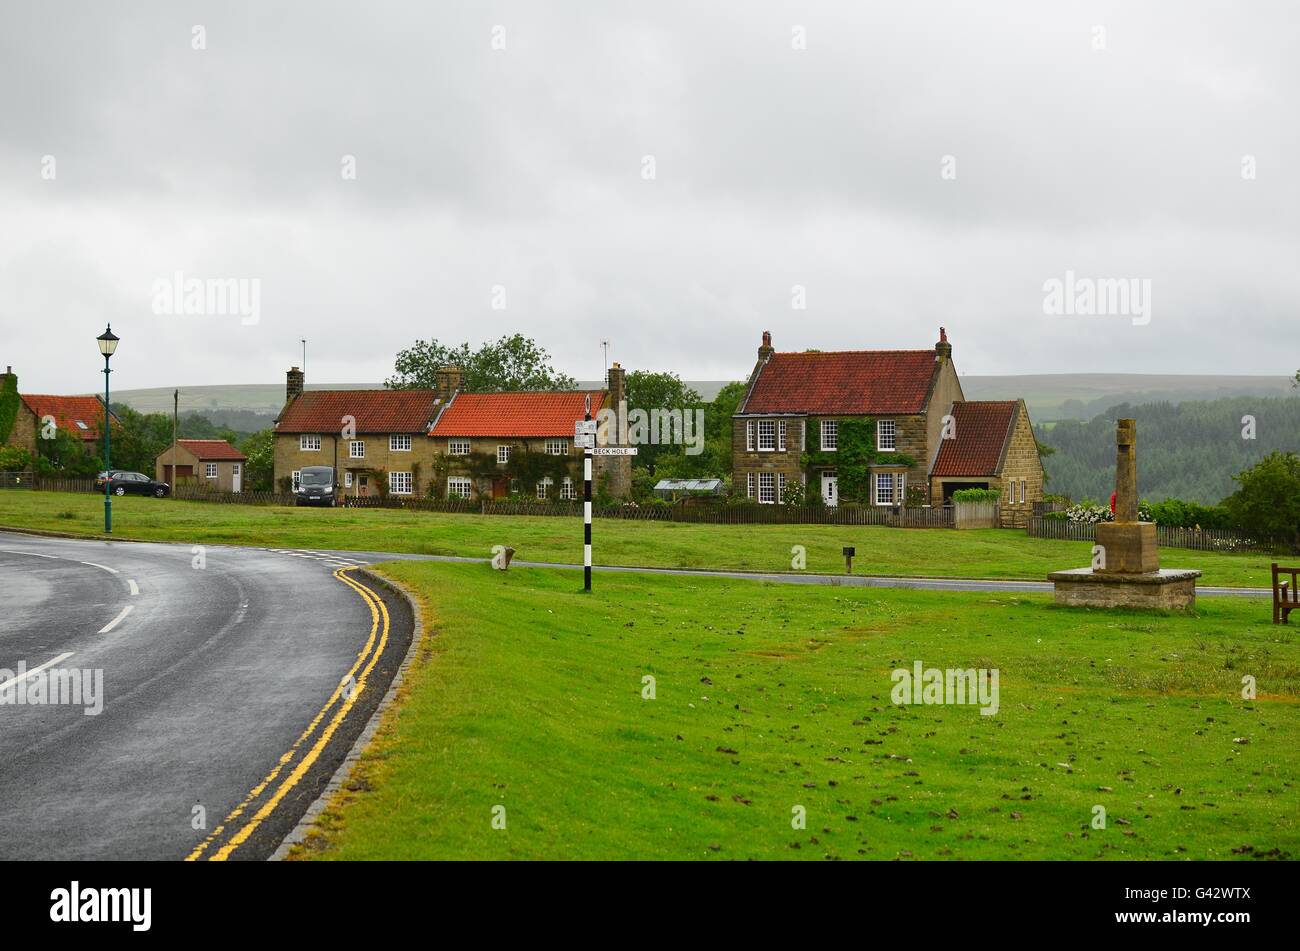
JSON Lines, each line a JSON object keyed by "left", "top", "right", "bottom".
{"left": 435, "top": 365, "right": 463, "bottom": 403}
{"left": 606, "top": 362, "right": 626, "bottom": 420}
{"left": 286, "top": 366, "right": 304, "bottom": 404}
{"left": 935, "top": 326, "right": 952, "bottom": 363}
{"left": 758, "top": 330, "right": 774, "bottom": 360}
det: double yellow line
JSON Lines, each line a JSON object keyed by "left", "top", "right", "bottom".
{"left": 185, "top": 568, "right": 390, "bottom": 861}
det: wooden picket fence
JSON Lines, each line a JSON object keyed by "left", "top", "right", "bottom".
{"left": 1025, "top": 515, "right": 1268, "bottom": 553}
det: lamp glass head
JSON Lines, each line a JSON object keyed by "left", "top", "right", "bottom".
{"left": 97, "top": 325, "right": 119, "bottom": 357}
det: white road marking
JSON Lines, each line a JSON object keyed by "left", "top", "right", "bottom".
{"left": 80, "top": 561, "right": 119, "bottom": 575}
{"left": 0, "top": 651, "right": 75, "bottom": 695}
{"left": 98, "top": 605, "right": 133, "bottom": 634}
{"left": 0, "top": 549, "right": 61, "bottom": 559}
{"left": 127, "top": 579, "right": 139, "bottom": 595}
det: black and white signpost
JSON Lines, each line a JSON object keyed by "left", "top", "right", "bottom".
{"left": 580, "top": 400, "right": 594, "bottom": 591}
{"left": 575, "top": 401, "right": 635, "bottom": 593}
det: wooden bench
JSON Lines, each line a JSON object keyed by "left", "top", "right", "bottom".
{"left": 1273, "top": 563, "right": 1300, "bottom": 624}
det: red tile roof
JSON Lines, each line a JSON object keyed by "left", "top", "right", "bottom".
{"left": 740, "top": 350, "right": 941, "bottom": 416}
{"left": 177, "top": 439, "right": 246, "bottom": 461}
{"left": 930, "top": 401, "right": 1020, "bottom": 477}
{"left": 275, "top": 390, "right": 439, "bottom": 434}
{"left": 20, "top": 395, "right": 116, "bottom": 442}
{"left": 430, "top": 391, "right": 608, "bottom": 437}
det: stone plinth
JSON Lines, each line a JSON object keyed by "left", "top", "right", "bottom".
{"left": 1048, "top": 568, "right": 1201, "bottom": 611}
{"left": 1095, "top": 521, "right": 1159, "bottom": 573}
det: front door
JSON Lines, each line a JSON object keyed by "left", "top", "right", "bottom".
{"left": 232, "top": 463, "right": 241, "bottom": 494}
{"left": 821, "top": 472, "right": 838, "bottom": 506}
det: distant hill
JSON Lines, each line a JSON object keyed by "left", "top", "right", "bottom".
{"left": 1037, "top": 395, "right": 1300, "bottom": 504}
{"left": 963, "top": 373, "right": 1296, "bottom": 422}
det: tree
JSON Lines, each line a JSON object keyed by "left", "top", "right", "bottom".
{"left": 623, "top": 371, "right": 702, "bottom": 473}
{"left": 386, "top": 334, "right": 577, "bottom": 392}
{"left": 239, "top": 429, "right": 275, "bottom": 491}
{"left": 1224, "top": 451, "right": 1300, "bottom": 551}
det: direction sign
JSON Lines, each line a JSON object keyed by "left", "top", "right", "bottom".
{"left": 575, "top": 419, "right": 597, "bottom": 437}
{"left": 590, "top": 447, "right": 638, "bottom": 456}
{"left": 574, "top": 433, "right": 595, "bottom": 449}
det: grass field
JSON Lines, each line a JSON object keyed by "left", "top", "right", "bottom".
{"left": 0, "top": 490, "right": 1277, "bottom": 588}
{"left": 294, "top": 562, "right": 1298, "bottom": 860}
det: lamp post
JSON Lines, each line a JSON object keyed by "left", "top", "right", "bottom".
{"left": 97, "top": 324, "right": 119, "bottom": 533}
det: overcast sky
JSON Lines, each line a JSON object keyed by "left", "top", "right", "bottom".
{"left": 1, "top": 1, "right": 1296, "bottom": 393}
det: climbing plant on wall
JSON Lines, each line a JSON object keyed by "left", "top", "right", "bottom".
{"left": 0, "top": 373, "right": 18, "bottom": 445}
{"left": 801, "top": 417, "right": 916, "bottom": 503}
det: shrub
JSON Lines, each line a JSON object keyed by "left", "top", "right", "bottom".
{"left": 1224, "top": 451, "right": 1300, "bottom": 550}
{"left": 952, "top": 488, "right": 1001, "bottom": 503}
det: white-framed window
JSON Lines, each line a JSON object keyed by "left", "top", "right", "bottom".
{"left": 778, "top": 472, "right": 787, "bottom": 502}
{"left": 746, "top": 420, "right": 755, "bottom": 452}
{"left": 205, "top": 463, "right": 217, "bottom": 479}
{"left": 1007, "top": 482, "right": 1014, "bottom": 503}
{"left": 1020, "top": 478, "right": 1027, "bottom": 503}
{"left": 746, "top": 472, "right": 755, "bottom": 499}
{"left": 758, "top": 471, "right": 776, "bottom": 504}
{"left": 537, "top": 476, "right": 553, "bottom": 499}
{"left": 778, "top": 420, "right": 787, "bottom": 451}
{"left": 877, "top": 419, "right": 897, "bottom": 451}
{"left": 545, "top": 439, "right": 568, "bottom": 456}
{"left": 497, "top": 445, "right": 510, "bottom": 465}
{"left": 757, "top": 419, "right": 776, "bottom": 451}
{"left": 820, "top": 419, "right": 838, "bottom": 451}
{"left": 291, "top": 470, "right": 301, "bottom": 490}
{"left": 389, "top": 471, "right": 413, "bottom": 495}
{"left": 349, "top": 440, "right": 365, "bottom": 459}
{"left": 447, "top": 476, "right": 473, "bottom": 499}
{"left": 875, "top": 472, "right": 896, "bottom": 506}
{"left": 449, "top": 440, "right": 470, "bottom": 456}
{"left": 509, "top": 478, "right": 520, "bottom": 494}
{"left": 560, "top": 476, "right": 576, "bottom": 500}
{"left": 300, "top": 434, "right": 321, "bottom": 451}
{"left": 344, "top": 471, "right": 353, "bottom": 488}
{"left": 390, "top": 434, "right": 412, "bottom": 452}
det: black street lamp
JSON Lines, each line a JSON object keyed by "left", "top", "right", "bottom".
{"left": 97, "top": 324, "right": 119, "bottom": 533}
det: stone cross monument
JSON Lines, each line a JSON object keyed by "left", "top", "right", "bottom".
{"left": 1094, "top": 418, "right": 1158, "bottom": 573}
{"left": 1049, "top": 418, "right": 1200, "bottom": 610}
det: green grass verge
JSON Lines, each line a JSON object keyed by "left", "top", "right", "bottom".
{"left": 296, "top": 562, "right": 1298, "bottom": 860}
{"left": 0, "top": 490, "right": 1276, "bottom": 588}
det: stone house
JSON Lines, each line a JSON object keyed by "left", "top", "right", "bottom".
{"left": 272, "top": 367, "right": 443, "bottom": 498}
{"left": 2, "top": 366, "right": 119, "bottom": 461}
{"left": 732, "top": 328, "right": 1042, "bottom": 521}
{"left": 271, "top": 364, "right": 632, "bottom": 501}
{"left": 929, "top": 399, "right": 1044, "bottom": 527}
{"left": 155, "top": 439, "right": 247, "bottom": 492}
{"left": 427, "top": 364, "right": 631, "bottom": 501}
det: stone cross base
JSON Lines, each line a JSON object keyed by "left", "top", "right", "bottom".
{"left": 1048, "top": 568, "right": 1202, "bottom": 611}
{"left": 1095, "top": 521, "right": 1159, "bottom": 573}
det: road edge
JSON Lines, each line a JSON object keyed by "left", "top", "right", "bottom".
{"left": 269, "top": 566, "right": 427, "bottom": 861}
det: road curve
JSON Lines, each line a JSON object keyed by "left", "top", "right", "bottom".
{"left": 0, "top": 531, "right": 412, "bottom": 861}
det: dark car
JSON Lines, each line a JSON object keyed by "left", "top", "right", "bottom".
{"left": 295, "top": 465, "right": 338, "bottom": 507}
{"left": 94, "top": 470, "right": 171, "bottom": 497}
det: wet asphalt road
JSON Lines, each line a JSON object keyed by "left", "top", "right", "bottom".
{"left": 0, "top": 531, "right": 409, "bottom": 861}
